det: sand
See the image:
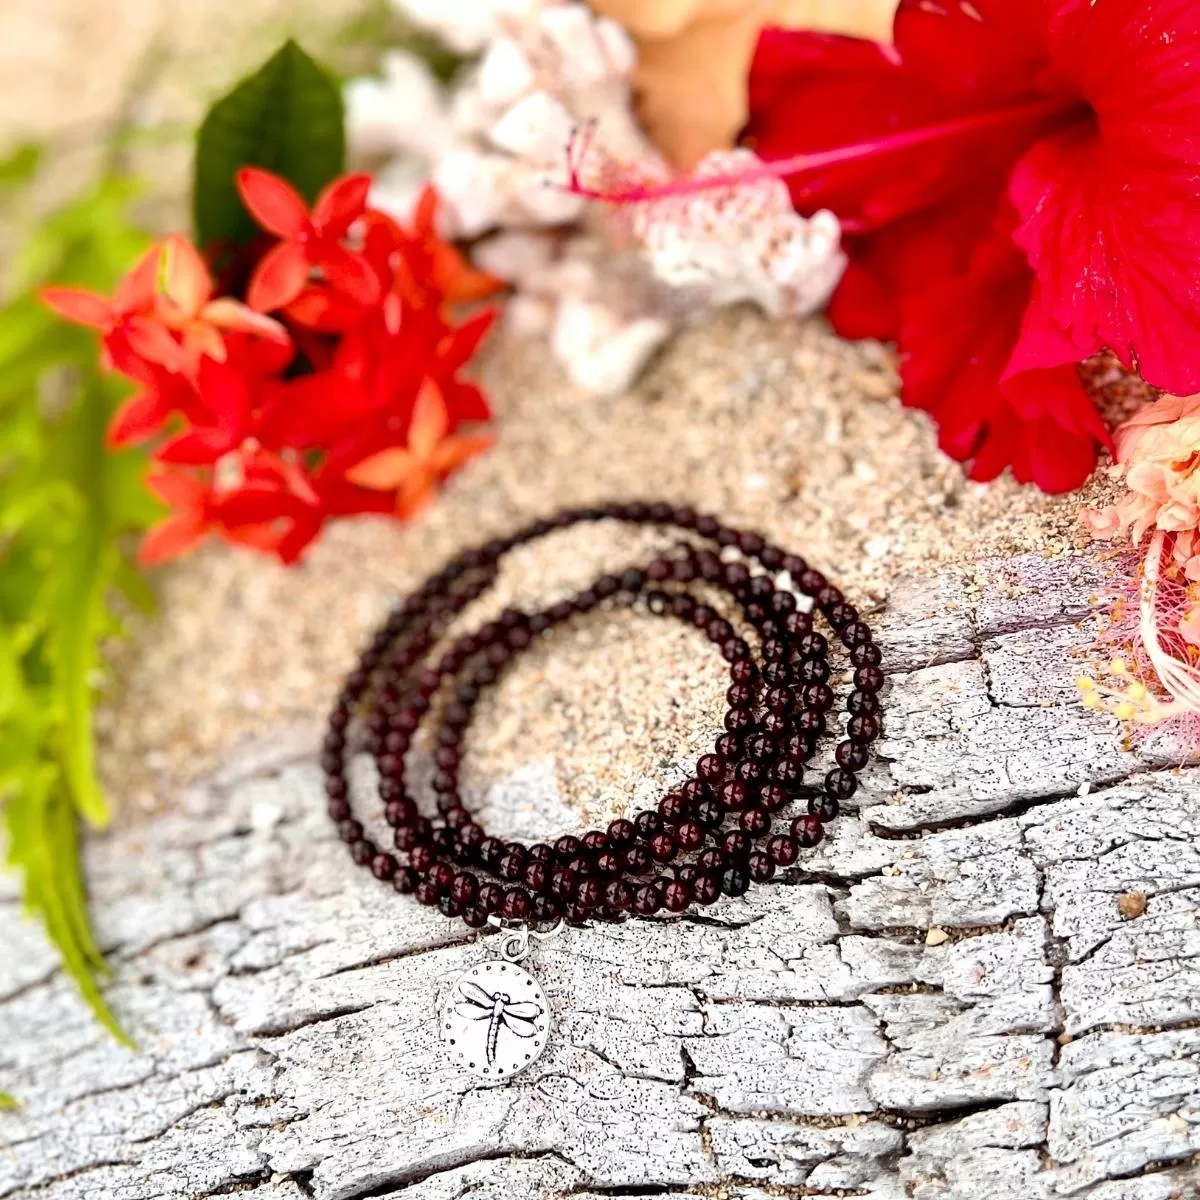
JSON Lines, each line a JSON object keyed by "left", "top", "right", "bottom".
{"left": 94, "top": 308, "right": 1124, "bottom": 821}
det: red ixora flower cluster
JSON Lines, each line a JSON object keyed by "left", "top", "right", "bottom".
{"left": 745, "top": 0, "right": 1200, "bottom": 492}
{"left": 43, "top": 170, "right": 500, "bottom": 563}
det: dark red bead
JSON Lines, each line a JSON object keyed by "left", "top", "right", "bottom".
{"left": 772, "top": 755, "right": 805, "bottom": 786}
{"left": 724, "top": 706, "right": 754, "bottom": 733}
{"left": 392, "top": 866, "right": 419, "bottom": 894}
{"left": 595, "top": 850, "right": 622, "bottom": 875}
{"left": 714, "top": 732, "right": 743, "bottom": 761}
{"left": 462, "top": 907, "right": 488, "bottom": 928}
{"left": 575, "top": 878, "right": 603, "bottom": 910}
{"left": 851, "top": 642, "right": 883, "bottom": 667}
{"left": 758, "top": 782, "right": 789, "bottom": 813}
{"left": 338, "top": 818, "right": 364, "bottom": 844}
{"left": 582, "top": 830, "right": 608, "bottom": 854}
{"left": 719, "top": 779, "right": 749, "bottom": 810}
{"left": 767, "top": 835, "right": 799, "bottom": 866}
{"left": 694, "top": 800, "right": 725, "bottom": 829}
{"left": 726, "top": 681, "right": 754, "bottom": 708}
{"left": 523, "top": 860, "right": 549, "bottom": 892}
{"left": 370, "top": 853, "right": 396, "bottom": 880}
{"left": 848, "top": 714, "right": 881, "bottom": 743}
{"left": 607, "top": 818, "right": 636, "bottom": 846}
{"left": 663, "top": 880, "right": 691, "bottom": 912}
{"left": 498, "top": 851, "right": 526, "bottom": 881}
{"left": 549, "top": 867, "right": 578, "bottom": 898}
{"left": 426, "top": 863, "right": 454, "bottom": 894}
{"left": 720, "top": 866, "right": 750, "bottom": 896}
{"left": 855, "top": 665, "right": 886, "bottom": 693}
{"left": 693, "top": 873, "right": 720, "bottom": 904}
{"left": 650, "top": 832, "right": 676, "bottom": 861}
{"left": 635, "top": 811, "right": 664, "bottom": 840}
{"left": 478, "top": 883, "right": 504, "bottom": 914}
{"left": 739, "top": 808, "right": 771, "bottom": 836}
{"left": 414, "top": 881, "right": 440, "bottom": 906}
{"left": 675, "top": 821, "right": 705, "bottom": 851}
{"left": 825, "top": 768, "right": 857, "bottom": 799}
{"left": 747, "top": 852, "right": 774, "bottom": 882}
{"left": 624, "top": 844, "right": 653, "bottom": 874}
{"left": 729, "top": 659, "right": 756, "bottom": 684}
{"left": 791, "top": 815, "right": 824, "bottom": 847}
{"left": 697, "top": 848, "right": 726, "bottom": 873}
{"left": 350, "top": 839, "right": 375, "bottom": 865}
{"left": 603, "top": 879, "right": 632, "bottom": 911}
{"left": 810, "top": 794, "right": 841, "bottom": 821}
{"left": 502, "top": 888, "right": 532, "bottom": 919}
{"left": 659, "top": 793, "right": 690, "bottom": 823}
{"left": 327, "top": 797, "right": 352, "bottom": 822}
{"left": 835, "top": 741, "right": 870, "bottom": 770}
{"left": 697, "top": 753, "right": 726, "bottom": 782}
{"left": 532, "top": 894, "right": 562, "bottom": 922}
{"left": 555, "top": 835, "right": 582, "bottom": 861}
{"left": 720, "top": 830, "right": 750, "bottom": 859}
{"left": 451, "top": 872, "right": 479, "bottom": 905}
{"left": 631, "top": 882, "right": 662, "bottom": 915}
{"left": 528, "top": 842, "right": 555, "bottom": 862}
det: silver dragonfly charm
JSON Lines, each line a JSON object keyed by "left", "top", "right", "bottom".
{"left": 454, "top": 979, "right": 542, "bottom": 1065}
{"left": 440, "top": 922, "right": 560, "bottom": 1080}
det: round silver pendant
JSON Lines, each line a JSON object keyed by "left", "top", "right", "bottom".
{"left": 441, "top": 959, "right": 550, "bottom": 1079}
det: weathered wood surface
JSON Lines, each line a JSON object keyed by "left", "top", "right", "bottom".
{"left": 2, "top": 553, "right": 1200, "bottom": 1200}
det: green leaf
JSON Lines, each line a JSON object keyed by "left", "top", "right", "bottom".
{"left": 1, "top": 155, "right": 158, "bottom": 1049}
{"left": 193, "top": 39, "right": 345, "bottom": 253}
{"left": 0, "top": 1092, "right": 19, "bottom": 1111}
{"left": 4, "top": 776, "right": 132, "bottom": 1048}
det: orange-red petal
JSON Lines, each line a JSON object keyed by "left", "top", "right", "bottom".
{"left": 138, "top": 514, "right": 209, "bottom": 565}
{"left": 312, "top": 172, "right": 373, "bottom": 239}
{"left": 236, "top": 167, "right": 310, "bottom": 238}
{"left": 247, "top": 242, "right": 311, "bottom": 313}
{"left": 40, "top": 287, "right": 115, "bottom": 329}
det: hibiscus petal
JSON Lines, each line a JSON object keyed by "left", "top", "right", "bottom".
{"left": 1010, "top": 0, "right": 1200, "bottom": 393}
{"left": 236, "top": 168, "right": 310, "bottom": 238}
{"left": 246, "top": 242, "right": 310, "bottom": 313}
{"left": 312, "top": 173, "right": 373, "bottom": 239}
{"left": 892, "top": 0, "right": 1054, "bottom": 103}
{"left": 746, "top": 24, "right": 1064, "bottom": 232}
{"left": 1011, "top": 129, "right": 1200, "bottom": 395}
{"left": 40, "top": 287, "right": 115, "bottom": 329}
{"left": 897, "top": 208, "right": 1105, "bottom": 491}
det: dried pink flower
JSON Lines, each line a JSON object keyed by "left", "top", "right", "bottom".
{"left": 1081, "top": 395, "right": 1200, "bottom": 725}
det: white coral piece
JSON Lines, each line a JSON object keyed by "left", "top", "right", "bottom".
{"left": 350, "top": 3, "right": 846, "bottom": 396}
{"left": 633, "top": 149, "right": 847, "bottom": 319}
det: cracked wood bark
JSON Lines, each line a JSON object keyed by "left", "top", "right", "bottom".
{"left": 2, "top": 553, "right": 1200, "bottom": 1200}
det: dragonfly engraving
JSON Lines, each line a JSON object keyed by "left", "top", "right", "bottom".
{"left": 454, "top": 979, "right": 542, "bottom": 1066}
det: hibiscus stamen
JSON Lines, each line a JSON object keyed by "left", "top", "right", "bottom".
{"left": 566, "top": 97, "right": 1073, "bottom": 207}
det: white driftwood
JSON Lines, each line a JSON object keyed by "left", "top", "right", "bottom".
{"left": 2, "top": 552, "right": 1200, "bottom": 1200}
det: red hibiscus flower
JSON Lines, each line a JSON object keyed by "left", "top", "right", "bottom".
{"left": 744, "top": 0, "right": 1200, "bottom": 491}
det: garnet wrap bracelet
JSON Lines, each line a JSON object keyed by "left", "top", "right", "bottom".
{"left": 321, "top": 501, "right": 883, "bottom": 927}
